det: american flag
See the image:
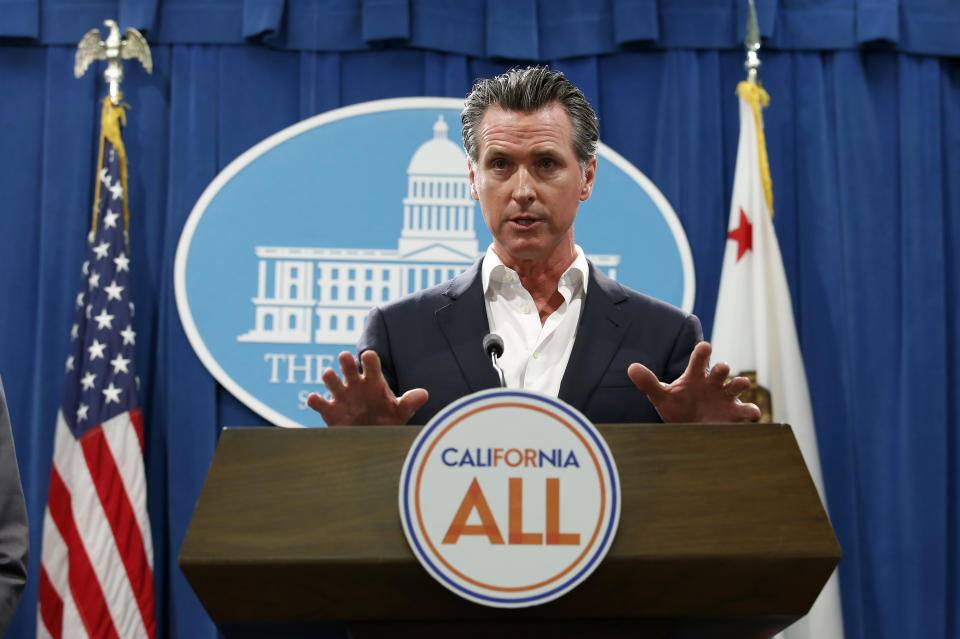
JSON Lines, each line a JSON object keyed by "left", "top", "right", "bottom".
{"left": 38, "top": 99, "right": 156, "bottom": 639}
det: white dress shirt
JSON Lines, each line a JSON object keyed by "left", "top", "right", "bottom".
{"left": 481, "top": 244, "right": 589, "bottom": 396}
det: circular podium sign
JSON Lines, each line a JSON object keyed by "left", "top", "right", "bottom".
{"left": 399, "top": 389, "right": 621, "bottom": 607}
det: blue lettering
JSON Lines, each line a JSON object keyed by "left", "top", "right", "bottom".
{"left": 539, "top": 449, "right": 559, "bottom": 467}
{"left": 476, "top": 448, "right": 488, "bottom": 467}
{"left": 460, "top": 449, "right": 475, "bottom": 466}
{"left": 563, "top": 451, "right": 580, "bottom": 468}
{"left": 441, "top": 448, "right": 458, "bottom": 466}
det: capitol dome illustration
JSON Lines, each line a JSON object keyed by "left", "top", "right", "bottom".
{"left": 407, "top": 115, "right": 468, "bottom": 174}
{"left": 398, "top": 115, "right": 478, "bottom": 261}
{"left": 238, "top": 115, "right": 619, "bottom": 346}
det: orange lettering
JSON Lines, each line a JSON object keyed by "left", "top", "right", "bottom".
{"left": 508, "top": 477, "right": 543, "bottom": 545}
{"left": 545, "top": 478, "right": 580, "bottom": 545}
{"left": 442, "top": 477, "right": 505, "bottom": 544}
{"left": 524, "top": 448, "right": 537, "bottom": 467}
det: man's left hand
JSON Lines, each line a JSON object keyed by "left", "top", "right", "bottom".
{"left": 627, "top": 341, "right": 761, "bottom": 423}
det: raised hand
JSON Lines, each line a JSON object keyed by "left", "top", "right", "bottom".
{"left": 306, "top": 350, "right": 428, "bottom": 426}
{"left": 627, "top": 341, "right": 761, "bottom": 423}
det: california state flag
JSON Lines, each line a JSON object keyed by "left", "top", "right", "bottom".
{"left": 711, "top": 82, "right": 845, "bottom": 639}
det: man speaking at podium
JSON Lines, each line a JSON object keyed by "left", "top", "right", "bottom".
{"left": 308, "top": 67, "right": 760, "bottom": 427}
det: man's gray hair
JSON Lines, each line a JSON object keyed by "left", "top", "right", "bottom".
{"left": 461, "top": 66, "right": 599, "bottom": 169}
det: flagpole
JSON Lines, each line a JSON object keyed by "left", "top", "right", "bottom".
{"left": 74, "top": 21, "right": 152, "bottom": 239}
{"left": 711, "top": 4, "right": 848, "bottom": 638}
{"left": 744, "top": 0, "right": 761, "bottom": 84}
{"left": 737, "top": 0, "right": 774, "bottom": 218}
{"left": 36, "top": 20, "right": 157, "bottom": 639}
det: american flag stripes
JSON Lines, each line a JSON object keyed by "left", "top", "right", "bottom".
{"left": 38, "top": 97, "right": 156, "bottom": 639}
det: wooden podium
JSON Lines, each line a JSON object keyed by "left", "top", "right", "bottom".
{"left": 179, "top": 424, "right": 840, "bottom": 638}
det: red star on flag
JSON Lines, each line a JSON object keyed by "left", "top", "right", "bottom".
{"left": 727, "top": 207, "right": 753, "bottom": 262}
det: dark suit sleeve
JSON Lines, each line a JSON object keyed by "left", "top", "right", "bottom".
{"left": 664, "top": 312, "right": 703, "bottom": 383}
{"left": 0, "top": 376, "right": 28, "bottom": 636}
{"left": 357, "top": 306, "right": 399, "bottom": 395}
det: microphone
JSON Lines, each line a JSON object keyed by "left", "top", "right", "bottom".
{"left": 482, "top": 333, "right": 507, "bottom": 388}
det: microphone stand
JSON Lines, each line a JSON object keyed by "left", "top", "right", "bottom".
{"left": 482, "top": 333, "right": 507, "bottom": 388}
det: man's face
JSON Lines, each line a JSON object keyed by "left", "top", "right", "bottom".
{"left": 469, "top": 103, "right": 596, "bottom": 270}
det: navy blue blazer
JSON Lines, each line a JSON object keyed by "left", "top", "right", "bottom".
{"left": 358, "top": 259, "right": 702, "bottom": 425}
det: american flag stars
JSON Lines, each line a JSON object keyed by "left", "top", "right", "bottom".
{"left": 104, "top": 280, "right": 124, "bottom": 300}
{"left": 92, "top": 240, "right": 110, "bottom": 259}
{"left": 110, "top": 353, "right": 130, "bottom": 374}
{"left": 62, "top": 182, "right": 138, "bottom": 432}
{"left": 103, "top": 209, "right": 120, "bottom": 229}
{"left": 88, "top": 338, "right": 106, "bottom": 361}
{"left": 93, "top": 308, "right": 114, "bottom": 330}
{"left": 101, "top": 382, "right": 122, "bottom": 404}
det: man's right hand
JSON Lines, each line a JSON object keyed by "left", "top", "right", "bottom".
{"left": 307, "top": 350, "right": 429, "bottom": 426}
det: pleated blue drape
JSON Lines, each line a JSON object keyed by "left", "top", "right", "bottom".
{"left": 1, "top": 2, "right": 959, "bottom": 638}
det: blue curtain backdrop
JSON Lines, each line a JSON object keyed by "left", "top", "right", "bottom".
{"left": 1, "top": 1, "right": 958, "bottom": 638}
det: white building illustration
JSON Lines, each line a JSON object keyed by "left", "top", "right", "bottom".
{"left": 238, "top": 115, "right": 620, "bottom": 345}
